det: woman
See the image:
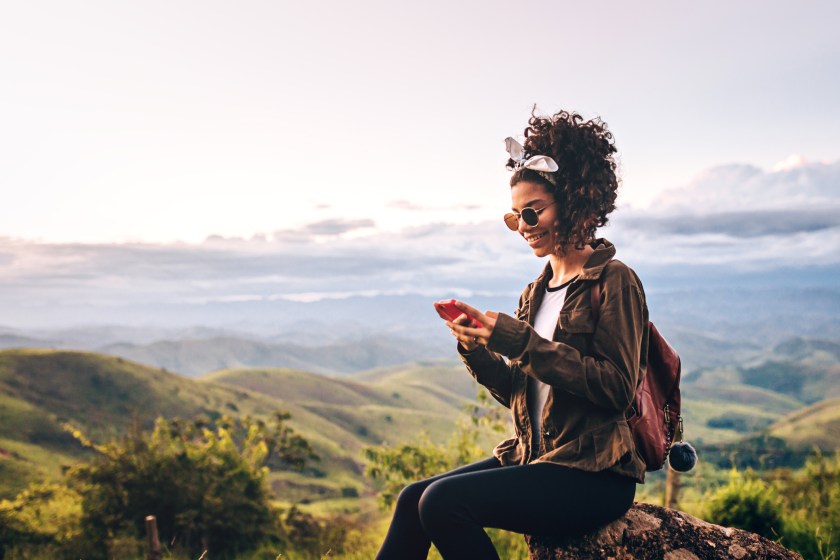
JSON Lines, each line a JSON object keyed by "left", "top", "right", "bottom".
{"left": 376, "top": 109, "right": 650, "bottom": 560}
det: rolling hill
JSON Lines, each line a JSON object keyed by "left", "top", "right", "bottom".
{"left": 0, "top": 349, "right": 300, "bottom": 498}
{"left": 0, "top": 349, "right": 481, "bottom": 503}
{"left": 3, "top": 338, "right": 840, "bottom": 505}
{"left": 768, "top": 397, "right": 840, "bottom": 450}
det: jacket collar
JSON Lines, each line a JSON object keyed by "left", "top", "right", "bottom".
{"left": 531, "top": 238, "right": 617, "bottom": 289}
{"left": 521, "top": 239, "right": 615, "bottom": 324}
{"left": 578, "top": 238, "right": 616, "bottom": 281}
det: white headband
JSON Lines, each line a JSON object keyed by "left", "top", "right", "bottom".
{"left": 505, "top": 137, "right": 559, "bottom": 186}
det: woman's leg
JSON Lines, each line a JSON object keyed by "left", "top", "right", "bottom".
{"left": 375, "top": 457, "right": 502, "bottom": 560}
{"left": 417, "top": 463, "right": 636, "bottom": 560}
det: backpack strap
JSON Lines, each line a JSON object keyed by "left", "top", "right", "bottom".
{"left": 589, "top": 258, "right": 611, "bottom": 324}
{"left": 590, "top": 280, "right": 602, "bottom": 323}
{"left": 588, "top": 260, "right": 636, "bottom": 420}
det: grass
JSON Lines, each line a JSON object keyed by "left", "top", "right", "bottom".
{"left": 769, "top": 397, "right": 840, "bottom": 449}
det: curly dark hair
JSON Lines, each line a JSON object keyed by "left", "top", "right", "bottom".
{"left": 507, "top": 109, "right": 619, "bottom": 254}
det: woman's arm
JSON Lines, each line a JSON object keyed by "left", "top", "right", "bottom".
{"left": 457, "top": 344, "right": 515, "bottom": 408}
{"left": 440, "top": 290, "right": 532, "bottom": 409}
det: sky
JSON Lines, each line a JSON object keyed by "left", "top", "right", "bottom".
{"left": 2, "top": 0, "right": 838, "bottom": 244}
{"left": 1, "top": 1, "right": 839, "bottom": 328}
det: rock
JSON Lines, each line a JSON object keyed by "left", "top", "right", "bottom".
{"left": 525, "top": 502, "right": 802, "bottom": 559}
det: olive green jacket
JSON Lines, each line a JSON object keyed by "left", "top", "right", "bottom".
{"left": 459, "top": 239, "right": 649, "bottom": 482}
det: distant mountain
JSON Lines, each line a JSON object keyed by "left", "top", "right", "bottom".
{"left": 770, "top": 337, "right": 840, "bottom": 363}
{"left": 101, "top": 335, "right": 450, "bottom": 377}
{"left": 3, "top": 264, "right": 839, "bottom": 372}
{"left": 737, "top": 338, "right": 840, "bottom": 404}
{"left": 0, "top": 334, "right": 55, "bottom": 350}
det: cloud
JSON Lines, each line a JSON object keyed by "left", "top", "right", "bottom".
{"left": 388, "top": 199, "right": 424, "bottom": 211}
{"left": 2, "top": 158, "right": 839, "bottom": 327}
{"left": 651, "top": 161, "right": 840, "bottom": 214}
{"left": 301, "top": 218, "right": 376, "bottom": 235}
{"left": 605, "top": 159, "right": 840, "bottom": 270}
{"left": 614, "top": 208, "right": 840, "bottom": 237}
{"left": 772, "top": 154, "right": 808, "bottom": 172}
{"left": 387, "top": 200, "right": 483, "bottom": 212}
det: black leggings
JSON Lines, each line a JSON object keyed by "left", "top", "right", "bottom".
{"left": 375, "top": 457, "right": 636, "bottom": 560}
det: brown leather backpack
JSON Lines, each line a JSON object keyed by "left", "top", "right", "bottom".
{"left": 590, "top": 278, "right": 684, "bottom": 472}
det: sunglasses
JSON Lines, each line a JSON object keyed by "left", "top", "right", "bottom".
{"left": 503, "top": 202, "right": 557, "bottom": 231}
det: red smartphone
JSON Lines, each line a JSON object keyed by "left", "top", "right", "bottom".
{"left": 434, "top": 299, "right": 482, "bottom": 328}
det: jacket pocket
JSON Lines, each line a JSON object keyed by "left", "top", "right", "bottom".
{"left": 590, "top": 421, "right": 634, "bottom": 471}
{"left": 558, "top": 309, "right": 595, "bottom": 334}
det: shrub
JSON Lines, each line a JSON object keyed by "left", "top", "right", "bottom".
{"left": 705, "top": 469, "right": 784, "bottom": 539}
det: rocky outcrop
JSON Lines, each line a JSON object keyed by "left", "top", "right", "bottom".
{"left": 526, "top": 502, "right": 802, "bottom": 559}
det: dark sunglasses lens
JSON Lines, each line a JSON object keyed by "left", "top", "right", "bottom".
{"left": 503, "top": 213, "right": 518, "bottom": 231}
{"left": 521, "top": 208, "right": 540, "bottom": 226}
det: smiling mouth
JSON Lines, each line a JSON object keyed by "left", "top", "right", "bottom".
{"left": 525, "top": 232, "right": 548, "bottom": 243}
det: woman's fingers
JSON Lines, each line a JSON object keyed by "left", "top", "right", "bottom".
{"left": 452, "top": 300, "right": 497, "bottom": 340}
{"left": 453, "top": 300, "right": 487, "bottom": 324}
{"left": 434, "top": 300, "right": 498, "bottom": 348}
{"left": 446, "top": 320, "right": 489, "bottom": 346}
{"left": 449, "top": 328, "right": 480, "bottom": 349}
{"left": 452, "top": 313, "right": 473, "bottom": 326}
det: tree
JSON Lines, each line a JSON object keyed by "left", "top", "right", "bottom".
{"left": 68, "top": 412, "right": 316, "bottom": 559}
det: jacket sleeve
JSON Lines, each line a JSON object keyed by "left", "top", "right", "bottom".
{"left": 485, "top": 269, "right": 648, "bottom": 412}
{"left": 455, "top": 288, "right": 532, "bottom": 409}
{"left": 457, "top": 344, "right": 514, "bottom": 408}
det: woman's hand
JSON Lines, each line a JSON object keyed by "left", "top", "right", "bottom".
{"left": 434, "top": 300, "right": 497, "bottom": 351}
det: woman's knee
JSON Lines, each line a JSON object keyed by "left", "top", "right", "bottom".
{"left": 417, "top": 479, "right": 456, "bottom": 527}
{"left": 395, "top": 480, "right": 427, "bottom": 512}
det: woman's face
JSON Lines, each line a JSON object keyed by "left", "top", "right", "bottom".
{"left": 510, "top": 180, "right": 559, "bottom": 258}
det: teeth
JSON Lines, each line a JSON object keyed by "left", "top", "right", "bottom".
{"left": 526, "top": 232, "right": 547, "bottom": 242}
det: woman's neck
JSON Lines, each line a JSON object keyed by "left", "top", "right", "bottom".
{"left": 547, "top": 244, "right": 594, "bottom": 288}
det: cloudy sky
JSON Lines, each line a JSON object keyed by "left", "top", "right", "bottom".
{"left": 1, "top": 1, "right": 839, "bottom": 327}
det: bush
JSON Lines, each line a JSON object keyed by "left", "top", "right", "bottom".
{"left": 0, "top": 482, "right": 85, "bottom": 555}
{"left": 1, "top": 412, "right": 319, "bottom": 559}
{"left": 775, "top": 450, "right": 840, "bottom": 559}
{"left": 705, "top": 469, "right": 784, "bottom": 539}
{"left": 67, "top": 414, "right": 316, "bottom": 558}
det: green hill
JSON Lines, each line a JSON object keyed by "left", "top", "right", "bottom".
{"left": 768, "top": 397, "right": 840, "bottom": 450}
{"left": 680, "top": 342, "right": 840, "bottom": 446}
{"left": 0, "top": 349, "right": 301, "bottom": 498}
{"left": 204, "top": 363, "right": 480, "bottom": 452}
{"left": 5, "top": 343, "right": 837, "bottom": 508}
{"left": 697, "top": 396, "right": 840, "bottom": 470}
{"left": 0, "top": 350, "right": 482, "bottom": 505}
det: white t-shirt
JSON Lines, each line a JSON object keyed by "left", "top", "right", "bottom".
{"left": 527, "top": 276, "right": 575, "bottom": 457}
